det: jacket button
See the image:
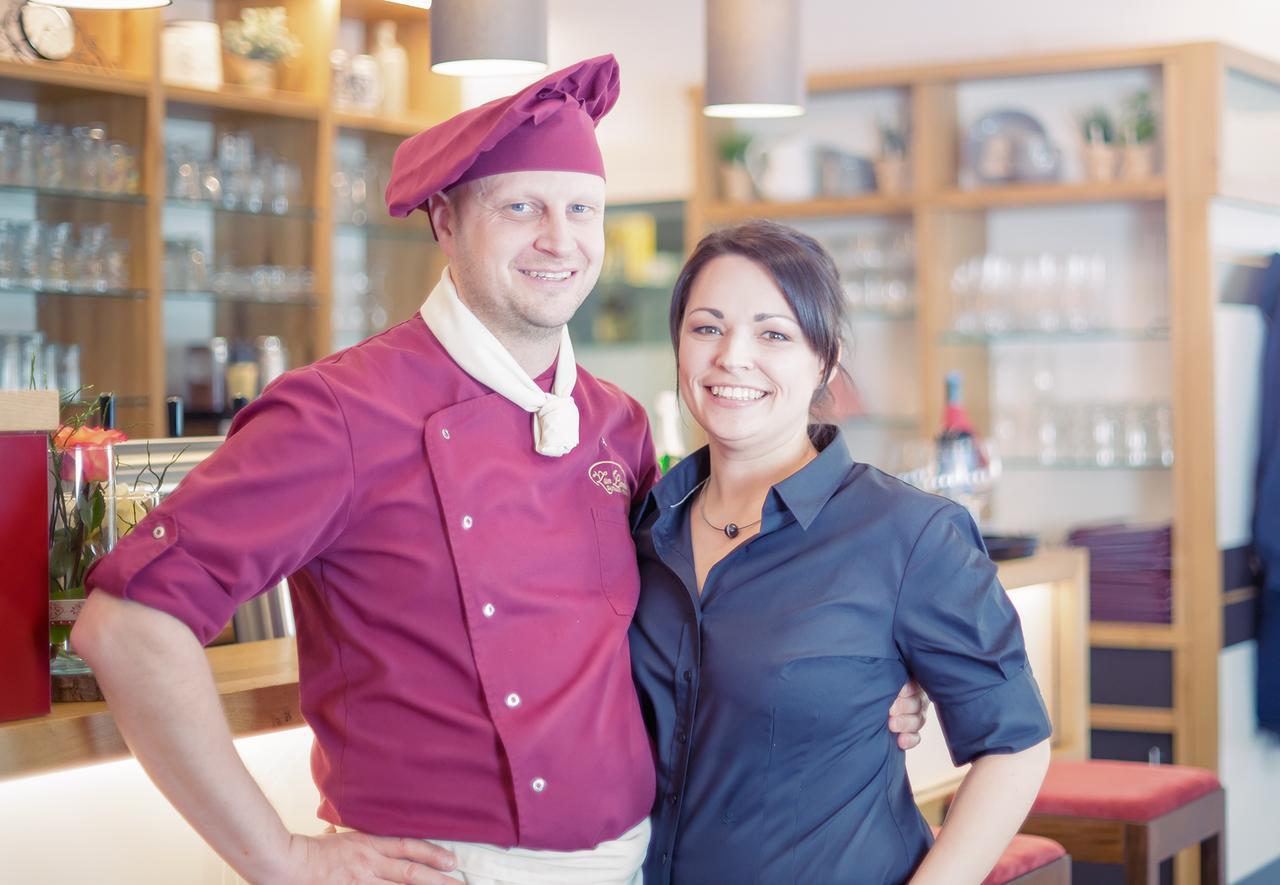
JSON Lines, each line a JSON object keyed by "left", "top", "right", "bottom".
{"left": 677, "top": 731, "right": 687, "bottom": 743}
{"left": 152, "top": 526, "right": 166, "bottom": 539}
{"left": 462, "top": 515, "right": 473, "bottom": 530}
{"left": 505, "top": 692, "right": 521, "bottom": 708}
{"left": 531, "top": 777, "right": 546, "bottom": 792}
{"left": 682, "top": 670, "right": 693, "bottom": 682}
{"left": 482, "top": 603, "right": 495, "bottom": 618}
{"left": 667, "top": 792, "right": 678, "bottom": 806}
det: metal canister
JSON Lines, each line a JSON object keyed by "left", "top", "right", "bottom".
{"left": 255, "top": 335, "right": 288, "bottom": 393}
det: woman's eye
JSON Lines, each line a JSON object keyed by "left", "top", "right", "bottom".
{"left": 762, "top": 330, "right": 790, "bottom": 342}
{"left": 691, "top": 325, "right": 722, "bottom": 336}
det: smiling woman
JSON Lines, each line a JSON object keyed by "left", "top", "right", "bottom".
{"left": 629, "top": 219, "right": 1053, "bottom": 884}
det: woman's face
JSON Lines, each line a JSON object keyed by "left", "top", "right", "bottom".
{"left": 678, "top": 254, "right": 826, "bottom": 452}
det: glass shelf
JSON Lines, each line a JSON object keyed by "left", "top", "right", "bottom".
{"left": 165, "top": 289, "right": 317, "bottom": 306}
{"left": 941, "top": 327, "right": 1171, "bottom": 345}
{"left": 848, "top": 308, "right": 916, "bottom": 321}
{"left": 0, "top": 284, "right": 146, "bottom": 300}
{"left": 842, "top": 414, "right": 919, "bottom": 429}
{"left": 165, "top": 198, "right": 315, "bottom": 220}
{"left": 334, "top": 221, "right": 431, "bottom": 241}
{"left": 1001, "top": 456, "right": 1173, "bottom": 471}
{"left": 0, "top": 183, "right": 146, "bottom": 204}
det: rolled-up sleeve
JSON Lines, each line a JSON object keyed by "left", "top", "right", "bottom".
{"left": 84, "top": 368, "right": 354, "bottom": 645}
{"left": 893, "top": 502, "right": 1052, "bottom": 766}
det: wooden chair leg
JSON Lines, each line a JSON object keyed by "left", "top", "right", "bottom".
{"left": 1200, "top": 831, "right": 1225, "bottom": 885}
{"left": 1123, "top": 824, "right": 1159, "bottom": 885}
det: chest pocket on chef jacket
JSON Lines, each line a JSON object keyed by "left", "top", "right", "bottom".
{"left": 591, "top": 506, "right": 640, "bottom": 616}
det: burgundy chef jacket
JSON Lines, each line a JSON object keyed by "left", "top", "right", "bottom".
{"left": 85, "top": 314, "right": 660, "bottom": 850}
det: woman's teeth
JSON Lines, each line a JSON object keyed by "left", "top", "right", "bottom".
{"left": 521, "top": 270, "right": 572, "bottom": 281}
{"left": 710, "top": 386, "right": 766, "bottom": 401}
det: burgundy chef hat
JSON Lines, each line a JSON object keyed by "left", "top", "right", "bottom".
{"left": 385, "top": 54, "right": 620, "bottom": 220}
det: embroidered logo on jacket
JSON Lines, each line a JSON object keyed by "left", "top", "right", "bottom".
{"left": 589, "top": 461, "right": 629, "bottom": 496}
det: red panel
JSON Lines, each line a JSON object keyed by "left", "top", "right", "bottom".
{"left": 0, "top": 432, "right": 50, "bottom": 722}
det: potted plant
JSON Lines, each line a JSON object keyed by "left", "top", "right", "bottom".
{"left": 1120, "top": 90, "right": 1158, "bottom": 179}
{"left": 222, "top": 6, "right": 301, "bottom": 94}
{"left": 716, "top": 131, "right": 755, "bottom": 203}
{"left": 1078, "top": 106, "right": 1117, "bottom": 181}
{"left": 874, "top": 118, "right": 909, "bottom": 195}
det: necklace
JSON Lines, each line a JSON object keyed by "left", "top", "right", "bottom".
{"left": 698, "top": 485, "right": 762, "bottom": 540}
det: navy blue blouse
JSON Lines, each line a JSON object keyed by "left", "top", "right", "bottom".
{"left": 629, "top": 427, "right": 1052, "bottom": 884}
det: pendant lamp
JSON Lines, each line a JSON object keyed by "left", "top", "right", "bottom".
{"left": 43, "top": 0, "right": 171, "bottom": 8}
{"left": 430, "top": 0, "right": 547, "bottom": 78}
{"left": 704, "top": 0, "right": 805, "bottom": 118}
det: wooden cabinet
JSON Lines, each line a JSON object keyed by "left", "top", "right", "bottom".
{"left": 687, "top": 42, "right": 1280, "bottom": 790}
{"left": 0, "top": 4, "right": 458, "bottom": 436}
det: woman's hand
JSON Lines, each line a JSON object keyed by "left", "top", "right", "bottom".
{"left": 888, "top": 681, "right": 932, "bottom": 749}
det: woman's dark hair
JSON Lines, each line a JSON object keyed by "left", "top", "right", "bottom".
{"left": 669, "top": 220, "right": 848, "bottom": 404}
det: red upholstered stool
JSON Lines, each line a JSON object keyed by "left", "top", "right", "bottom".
{"left": 1020, "top": 759, "right": 1225, "bottom": 884}
{"left": 931, "top": 827, "right": 1070, "bottom": 884}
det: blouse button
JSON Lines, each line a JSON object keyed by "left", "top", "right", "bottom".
{"left": 462, "top": 515, "right": 473, "bottom": 530}
{"left": 505, "top": 692, "right": 521, "bottom": 708}
{"left": 441, "top": 429, "right": 451, "bottom": 440}
{"left": 152, "top": 526, "right": 166, "bottom": 540}
{"left": 531, "top": 777, "right": 546, "bottom": 793}
{"left": 482, "top": 603, "right": 496, "bottom": 618}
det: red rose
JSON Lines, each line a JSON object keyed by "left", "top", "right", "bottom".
{"left": 54, "top": 425, "right": 129, "bottom": 483}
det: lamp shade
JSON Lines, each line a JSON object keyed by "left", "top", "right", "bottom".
{"left": 385, "top": 0, "right": 432, "bottom": 7}
{"left": 44, "top": 0, "right": 171, "bottom": 7}
{"left": 704, "top": 0, "right": 805, "bottom": 118}
{"left": 430, "top": 0, "right": 548, "bottom": 77}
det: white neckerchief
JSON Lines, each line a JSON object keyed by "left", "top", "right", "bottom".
{"left": 420, "top": 267, "right": 580, "bottom": 457}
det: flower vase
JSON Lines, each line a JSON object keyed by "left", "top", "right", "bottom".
{"left": 229, "top": 55, "right": 277, "bottom": 94}
{"left": 48, "top": 432, "right": 157, "bottom": 701}
{"left": 718, "top": 163, "right": 755, "bottom": 203}
{"left": 1083, "top": 143, "right": 1117, "bottom": 181}
{"left": 874, "top": 156, "right": 908, "bottom": 195}
{"left": 1121, "top": 142, "right": 1156, "bottom": 179}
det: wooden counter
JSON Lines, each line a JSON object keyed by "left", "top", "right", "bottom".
{"left": 0, "top": 547, "right": 1088, "bottom": 786}
{"left": 0, "top": 638, "right": 300, "bottom": 782}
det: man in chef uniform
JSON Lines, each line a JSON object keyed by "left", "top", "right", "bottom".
{"left": 72, "top": 56, "right": 927, "bottom": 884}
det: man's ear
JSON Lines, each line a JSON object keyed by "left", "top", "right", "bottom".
{"left": 427, "top": 194, "right": 457, "bottom": 255}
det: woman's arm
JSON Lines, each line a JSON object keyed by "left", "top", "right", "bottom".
{"left": 909, "top": 738, "right": 1052, "bottom": 885}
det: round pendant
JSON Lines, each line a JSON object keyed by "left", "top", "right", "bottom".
{"left": 724, "top": 523, "right": 740, "bottom": 539}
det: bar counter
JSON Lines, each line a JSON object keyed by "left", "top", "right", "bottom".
{"left": 0, "top": 637, "right": 300, "bottom": 782}
{"left": 0, "top": 547, "right": 1088, "bottom": 787}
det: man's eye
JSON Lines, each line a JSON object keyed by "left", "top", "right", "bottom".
{"left": 570, "top": 203, "right": 595, "bottom": 215}
{"left": 508, "top": 202, "right": 532, "bottom": 213}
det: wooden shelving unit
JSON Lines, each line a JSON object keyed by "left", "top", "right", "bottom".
{"left": 0, "top": 3, "right": 459, "bottom": 437}
{"left": 687, "top": 42, "right": 1280, "bottom": 820}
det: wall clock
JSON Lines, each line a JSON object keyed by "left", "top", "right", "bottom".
{"left": 18, "top": 2, "right": 75, "bottom": 61}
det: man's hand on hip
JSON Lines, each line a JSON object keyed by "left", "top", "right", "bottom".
{"left": 281, "top": 831, "right": 459, "bottom": 884}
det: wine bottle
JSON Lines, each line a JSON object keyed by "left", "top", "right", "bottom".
{"left": 936, "top": 372, "right": 984, "bottom": 476}
{"left": 166, "top": 396, "right": 184, "bottom": 438}
{"left": 97, "top": 392, "right": 116, "bottom": 430}
{"left": 939, "top": 371, "right": 975, "bottom": 441}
